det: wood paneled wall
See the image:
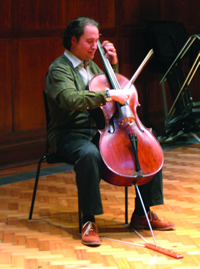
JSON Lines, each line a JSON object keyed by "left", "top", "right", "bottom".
{"left": 0, "top": 0, "right": 200, "bottom": 168}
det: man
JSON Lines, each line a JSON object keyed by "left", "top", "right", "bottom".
{"left": 46, "top": 16, "right": 175, "bottom": 247}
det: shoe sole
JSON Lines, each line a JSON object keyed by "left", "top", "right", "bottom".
{"left": 81, "top": 240, "right": 101, "bottom": 246}
{"left": 130, "top": 224, "right": 176, "bottom": 231}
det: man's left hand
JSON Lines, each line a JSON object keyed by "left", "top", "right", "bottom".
{"left": 101, "top": 40, "right": 118, "bottom": 65}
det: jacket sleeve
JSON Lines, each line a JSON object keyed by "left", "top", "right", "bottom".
{"left": 46, "top": 61, "right": 107, "bottom": 111}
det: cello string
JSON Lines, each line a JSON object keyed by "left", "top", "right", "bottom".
{"left": 97, "top": 39, "right": 121, "bottom": 89}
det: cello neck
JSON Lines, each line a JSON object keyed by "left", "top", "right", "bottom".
{"left": 97, "top": 39, "right": 121, "bottom": 89}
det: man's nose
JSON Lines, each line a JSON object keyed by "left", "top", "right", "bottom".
{"left": 92, "top": 42, "right": 97, "bottom": 50}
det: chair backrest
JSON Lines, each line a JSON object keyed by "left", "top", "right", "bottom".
{"left": 42, "top": 90, "right": 74, "bottom": 165}
{"left": 43, "top": 90, "right": 51, "bottom": 130}
{"left": 42, "top": 90, "right": 53, "bottom": 155}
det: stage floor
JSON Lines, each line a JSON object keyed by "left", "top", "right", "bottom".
{"left": 0, "top": 142, "right": 200, "bottom": 268}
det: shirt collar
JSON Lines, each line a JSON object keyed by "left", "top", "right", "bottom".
{"left": 64, "top": 49, "right": 87, "bottom": 68}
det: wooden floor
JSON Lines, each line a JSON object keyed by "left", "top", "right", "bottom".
{"left": 0, "top": 143, "right": 200, "bottom": 268}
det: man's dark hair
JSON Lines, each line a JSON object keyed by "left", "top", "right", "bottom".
{"left": 63, "top": 17, "right": 99, "bottom": 50}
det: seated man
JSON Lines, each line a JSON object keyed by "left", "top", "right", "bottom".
{"left": 45, "top": 16, "right": 175, "bottom": 246}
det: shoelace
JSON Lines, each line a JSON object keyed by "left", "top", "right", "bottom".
{"left": 82, "top": 222, "right": 94, "bottom": 237}
{"left": 149, "top": 211, "right": 163, "bottom": 221}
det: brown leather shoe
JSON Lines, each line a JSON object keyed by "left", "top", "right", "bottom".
{"left": 81, "top": 221, "right": 101, "bottom": 246}
{"left": 130, "top": 211, "right": 175, "bottom": 231}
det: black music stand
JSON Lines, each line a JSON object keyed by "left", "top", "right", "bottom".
{"left": 144, "top": 21, "right": 188, "bottom": 74}
{"left": 160, "top": 34, "right": 200, "bottom": 142}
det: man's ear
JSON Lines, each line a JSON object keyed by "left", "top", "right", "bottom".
{"left": 71, "top": 36, "right": 77, "bottom": 46}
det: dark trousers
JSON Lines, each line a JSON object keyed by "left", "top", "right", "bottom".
{"left": 135, "top": 169, "right": 164, "bottom": 214}
{"left": 56, "top": 133, "right": 164, "bottom": 217}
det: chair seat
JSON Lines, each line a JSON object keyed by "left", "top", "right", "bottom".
{"left": 46, "top": 153, "right": 74, "bottom": 165}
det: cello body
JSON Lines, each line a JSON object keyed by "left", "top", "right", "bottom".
{"left": 89, "top": 40, "right": 164, "bottom": 187}
{"left": 89, "top": 73, "right": 164, "bottom": 187}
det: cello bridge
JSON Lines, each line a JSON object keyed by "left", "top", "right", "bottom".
{"left": 119, "top": 116, "right": 135, "bottom": 126}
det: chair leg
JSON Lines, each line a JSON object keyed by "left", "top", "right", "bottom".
{"left": 125, "top": 186, "right": 128, "bottom": 225}
{"left": 29, "top": 156, "right": 46, "bottom": 220}
{"left": 78, "top": 194, "right": 82, "bottom": 234}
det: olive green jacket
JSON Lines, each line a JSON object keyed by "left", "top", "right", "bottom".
{"left": 45, "top": 54, "right": 117, "bottom": 152}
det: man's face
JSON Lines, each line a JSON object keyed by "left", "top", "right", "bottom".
{"left": 71, "top": 25, "right": 99, "bottom": 61}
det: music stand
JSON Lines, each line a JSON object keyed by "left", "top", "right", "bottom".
{"left": 160, "top": 34, "right": 200, "bottom": 142}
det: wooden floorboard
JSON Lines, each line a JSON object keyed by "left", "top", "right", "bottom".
{"left": 0, "top": 143, "right": 200, "bottom": 268}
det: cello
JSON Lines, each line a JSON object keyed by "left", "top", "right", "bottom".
{"left": 89, "top": 39, "right": 164, "bottom": 187}
{"left": 90, "top": 42, "right": 185, "bottom": 259}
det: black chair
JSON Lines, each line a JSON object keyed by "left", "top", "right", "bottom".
{"left": 29, "top": 91, "right": 82, "bottom": 232}
{"left": 29, "top": 91, "right": 130, "bottom": 233}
